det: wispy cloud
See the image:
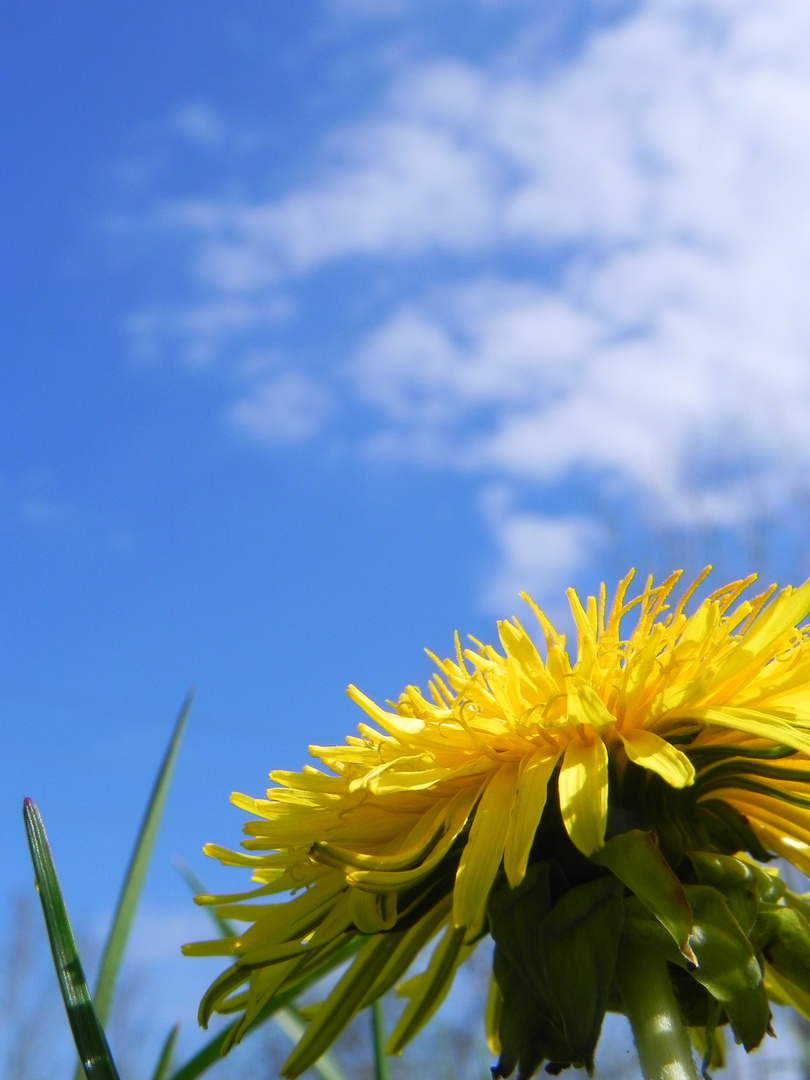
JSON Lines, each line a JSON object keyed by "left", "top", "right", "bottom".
{"left": 164, "top": 116, "right": 499, "bottom": 279}
{"left": 227, "top": 371, "right": 332, "bottom": 444}
{"left": 127, "top": 295, "right": 293, "bottom": 366}
{"left": 127, "top": 0, "right": 810, "bottom": 604}
{"left": 480, "top": 487, "right": 598, "bottom": 615}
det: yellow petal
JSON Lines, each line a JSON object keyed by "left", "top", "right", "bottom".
{"left": 559, "top": 735, "right": 608, "bottom": 856}
{"left": 311, "top": 796, "right": 451, "bottom": 873}
{"left": 566, "top": 677, "right": 615, "bottom": 731}
{"left": 452, "top": 764, "right": 519, "bottom": 930}
{"left": 348, "top": 888, "right": 397, "bottom": 933}
{"left": 348, "top": 788, "right": 481, "bottom": 894}
{"left": 503, "top": 749, "right": 559, "bottom": 887}
{"left": 679, "top": 707, "right": 810, "bottom": 756}
{"left": 619, "top": 728, "right": 695, "bottom": 788}
{"left": 740, "top": 580, "right": 810, "bottom": 656}
{"left": 346, "top": 684, "right": 426, "bottom": 736}
{"left": 567, "top": 587, "right": 599, "bottom": 676}
{"left": 497, "top": 618, "right": 555, "bottom": 697}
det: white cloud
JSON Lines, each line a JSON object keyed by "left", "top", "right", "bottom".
{"left": 481, "top": 492, "right": 596, "bottom": 615}
{"left": 136, "top": 0, "right": 810, "bottom": 599}
{"left": 227, "top": 372, "right": 332, "bottom": 443}
{"left": 127, "top": 295, "right": 293, "bottom": 366}
{"left": 349, "top": 0, "right": 810, "bottom": 527}
{"left": 354, "top": 279, "right": 597, "bottom": 417}
{"left": 166, "top": 119, "right": 498, "bottom": 286}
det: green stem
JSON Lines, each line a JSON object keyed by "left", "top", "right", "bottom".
{"left": 615, "top": 942, "right": 699, "bottom": 1080}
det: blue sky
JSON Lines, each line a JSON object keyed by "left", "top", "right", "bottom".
{"left": 5, "top": 0, "right": 810, "bottom": 1071}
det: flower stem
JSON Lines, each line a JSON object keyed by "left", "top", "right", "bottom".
{"left": 615, "top": 941, "right": 699, "bottom": 1080}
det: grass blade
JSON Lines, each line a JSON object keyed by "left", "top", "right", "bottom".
{"left": 93, "top": 690, "right": 194, "bottom": 1026}
{"left": 151, "top": 1024, "right": 181, "bottom": 1080}
{"left": 23, "top": 798, "right": 121, "bottom": 1080}
{"left": 371, "top": 999, "right": 391, "bottom": 1080}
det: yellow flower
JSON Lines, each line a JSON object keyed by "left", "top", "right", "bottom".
{"left": 186, "top": 569, "right": 810, "bottom": 1077}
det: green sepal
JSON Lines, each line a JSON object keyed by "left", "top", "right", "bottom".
{"left": 490, "top": 949, "right": 547, "bottom": 1080}
{"left": 687, "top": 853, "right": 760, "bottom": 935}
{"left": 535, "top": 874, "right": 624, "bottom": 1071}
{"left": 177, "top": 862, "right": 350, "bottom": 1080}
{"left": 689, "top": 852, "right": 785, "bottom": 904}
{"left": 281, "top": 933, "right": 401, "bottom": 1078}
{"left": 387, "top": 924, "right": 469, "bottom": 1053}
{"left": 270, "top": 1008, "right": 349, "bottom": 1080}
{"left": 621, "top": 883, "right": 769, "bottom": 1054}
{"left": 684, "top": 885, "right": 771, "bottom": 1051}
{"left": 597, "top": 830, "right": 695, "bottom": 961}
{"left": 697, "top": 801, "right": 773, "bottom": 863}
{"left": 488, "top": 865, "right": 623, "bottom": 1076}
{"left": 668, "top": 964, "right": 716, "bottom": 1029}
{"left": 783, "top": 886, "right": 810, "bottom": 920}
{"left": 621, "top": 897, "right": 689, "bottom": 969}
{"left": 755, "top": 870, "right": 786, "bottom": 906}
{"left": 754, "top": 905, "right": 810, "bottom": 996}
{"left": 488, "top": 863, "right": 559, "bottom": 1079}
{"left": 691, "top": 1001, "right": 725, "bottom": 1079}
{"left": 624, "top": 885, "right": 770, "bottom": 1046}
{"left": 168, "top": 935, "right": 362, "bottom": 1080}
{"left": 647, "top": 783, "right": 709, "bottom": 859}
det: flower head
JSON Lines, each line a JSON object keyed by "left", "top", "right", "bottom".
{"left": 187, "top": 569, "right": 810, "bottom": 1078}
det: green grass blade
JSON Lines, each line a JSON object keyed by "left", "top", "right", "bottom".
{"left": 93, "top": 690, "right": 194, "bottom": 1026}
{"left": 174, "top": 860, "right": 348, "bottom": 1080}
{"left": 371, "top": 999, "right": 391, "bottom": 1080}
{"left": 23, "top": 798, "right": 122, "bottom": 1080}
{"left": 151, "top": 1024, "right": 181, "bottom": 1080}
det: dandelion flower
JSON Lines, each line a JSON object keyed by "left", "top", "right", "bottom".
{"left": 186, "top": 569, "right": 810, "bottom": 1079}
